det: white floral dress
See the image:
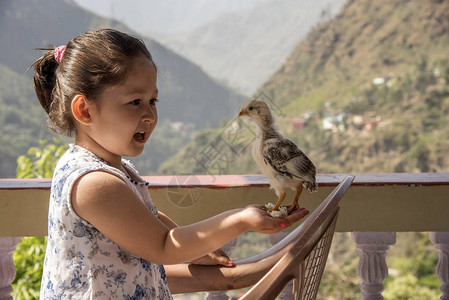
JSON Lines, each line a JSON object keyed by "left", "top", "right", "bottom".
{"left": 40, "top": 144, "right": 172, "bottom": 299}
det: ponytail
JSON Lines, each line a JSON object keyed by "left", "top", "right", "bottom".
{"left": 30, "top": 46, "right": 58, "bottom": 115}
{"left": 30, "top": 45, "right": 75, "bottom": 135}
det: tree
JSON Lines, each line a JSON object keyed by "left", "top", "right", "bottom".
{"left": 16, "top": 138, "right": 67, "bottom": 178}
{"left": 12, "top": 139, "right": 67, "bottom": 299}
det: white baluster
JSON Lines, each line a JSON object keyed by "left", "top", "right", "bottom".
{"left": 351, "top": 232, "right": 396, "bottom": 300}
{"left": 206, "top": 238, "right": 238, "bottom": 300}
{"left": 429, "top": 232, "right": 449, "bottom": 300}
{"left": 0, "top": 237, "right": 22, "bottom": 300}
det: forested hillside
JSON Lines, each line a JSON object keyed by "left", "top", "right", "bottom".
{"left": 159, "top": 0, "right": 449, "bottom": 176}
{"left": 155, "top": 3, "right": 448, "bottom": 297}
{"left": 0, "top": 0, "right": 244, "bottom": 177}
{"left": 158, "top": 2, "right": 448, "bottom": 296}
{"left": 0, "top": 63, "right": 52, "bottom": 177}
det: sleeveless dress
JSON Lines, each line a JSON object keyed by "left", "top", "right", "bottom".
{"left": 40, "top": 144, "right": 172, "bottom": 299}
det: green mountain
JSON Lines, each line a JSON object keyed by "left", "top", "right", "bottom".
{"left": 0, "top": 63, "right": 52, "bottom": 177}
{"left": 0, "top": 0, "right": 244, "bottom": 177}
{"left": 157, "top": 2, "right": 447, "bottom": 296}
{"left": 159, "top": 0, "right": 449, "bottom": 176}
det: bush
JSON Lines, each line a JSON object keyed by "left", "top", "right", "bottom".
{"left": 12, "top": 139, "right": 67, "bottom": 298}
{"left": 384, "top": 273, "right": 440, "bottom": 300}
{"left": 12, "top": 237, "right": 47, "bottom": 300}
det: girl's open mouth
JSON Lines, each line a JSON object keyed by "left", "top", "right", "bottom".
{"left": 134, "top": 132, "right": 146, "bottom": 141}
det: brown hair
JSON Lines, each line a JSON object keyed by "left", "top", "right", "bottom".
{"left": 31, "top": 28, "right": 154, "bottom": 136}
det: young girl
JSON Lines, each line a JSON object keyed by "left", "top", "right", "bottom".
{"left": 32, "top": 28, "right": 309, "bottom": 299}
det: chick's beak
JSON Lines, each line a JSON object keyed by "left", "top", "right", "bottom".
{"left": 238, "top": 108, "right": 248, "bottom": 117}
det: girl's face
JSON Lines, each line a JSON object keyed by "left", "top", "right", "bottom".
{"left": 82, "top": 55, "right": 158, "bottom": 165}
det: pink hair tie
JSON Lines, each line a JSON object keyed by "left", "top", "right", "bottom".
{"left": 54, "top": 45, "right": 66, "bottom": 63}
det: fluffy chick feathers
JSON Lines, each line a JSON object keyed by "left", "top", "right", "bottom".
{"left": 238, "top": 99, "right": 317, "bottom": 211}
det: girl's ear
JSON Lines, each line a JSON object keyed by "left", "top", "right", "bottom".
{"left": 71, "top": 94, "right": 92, "bottom": 125}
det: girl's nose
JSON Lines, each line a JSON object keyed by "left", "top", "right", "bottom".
{"left": 143, "top": 103, "right": 157, "bottom": 123}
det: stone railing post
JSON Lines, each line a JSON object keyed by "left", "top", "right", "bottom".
{"left": 351, "top": 232, "right": 396, "bottom": 300}
{"left": 429, "top": 232, "right": 449, "bottom": 300}
{"left": 0, "top": 237, "right": 22, "bottom": 300}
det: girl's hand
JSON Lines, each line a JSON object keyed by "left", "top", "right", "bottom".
{"left": 240, "top": 205, "right": 309, "bottom": 234}
{"left": 190, "top": 249, "right": 234, "bottom": 267}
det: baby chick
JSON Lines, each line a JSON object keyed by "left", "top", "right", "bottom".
{"left": 238, "top": 99, "right": 317, "bottom": 212}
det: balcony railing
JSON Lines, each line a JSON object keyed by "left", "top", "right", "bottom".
{"left": 1, "top": 173, "right": 449, "bottom": 299}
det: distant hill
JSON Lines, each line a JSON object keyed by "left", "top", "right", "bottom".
{"left": 260, "top": 0, "right": 449, "bottom": 108}
{"left": 0, "top": 0, "right": 244, "bottom": 177}
{"left": 73, "top": 0, "right": 265, "bottom": 38}
{"left": 256, "top": 0, "right": 449, "bottom": 173}
{"left": 159, "top": 0, "right": 345, "bottom": 95}
{"left": 159, "top": 0, "right": 449, "bottom": 176}
{"left": 0, "top": 63, "right": 51, "bottom": 178}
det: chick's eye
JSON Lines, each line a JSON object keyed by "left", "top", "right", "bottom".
{"left": 130, "top": 99, "right": 141, "bottom": 105}
{"left": 248, "top": 106, "right": 254, "bottom": 111}
{"left": 149, "top": 98, "right": 159, "bottom": 105}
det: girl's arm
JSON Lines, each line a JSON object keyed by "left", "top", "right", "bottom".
{"left": 164, "top": 261, "right": 271, "bottom": 294}
{"left": 165, "top": 235, "right": 290, "bottom": 294}
{"left": 158, "top": 212, "right": 233, "bottom": 266}
{"left": 71, "top": 171, "right": 308, "bottom": 265}
{"left": 158, "top": 211, "right": 178, "bottom": 229}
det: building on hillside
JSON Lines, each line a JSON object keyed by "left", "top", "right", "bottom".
{"left": 291, "top": 110, "right": 315, "bottom": 131}
{"left": 373, "top": 74, "right": 393, "bottom": 87}
{"left": 291, "top": 118, "right": 307, "bottom": 130}
{"left": 322, "top": 112, "right": 346, "bottom": 132}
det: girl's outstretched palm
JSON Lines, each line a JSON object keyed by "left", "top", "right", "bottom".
{"left": 240, "top": 205, "right": 309, "bottom": 235}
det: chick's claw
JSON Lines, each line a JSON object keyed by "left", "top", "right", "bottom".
{"left": 288, "top": 203, "right": 299, "bottom": 214}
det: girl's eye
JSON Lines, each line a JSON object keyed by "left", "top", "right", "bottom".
{"left": 130, "top": 99, "right": 141, "bottom": 105}
{"left": 149, "top": 98, "right": 159, "bottom": 105}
